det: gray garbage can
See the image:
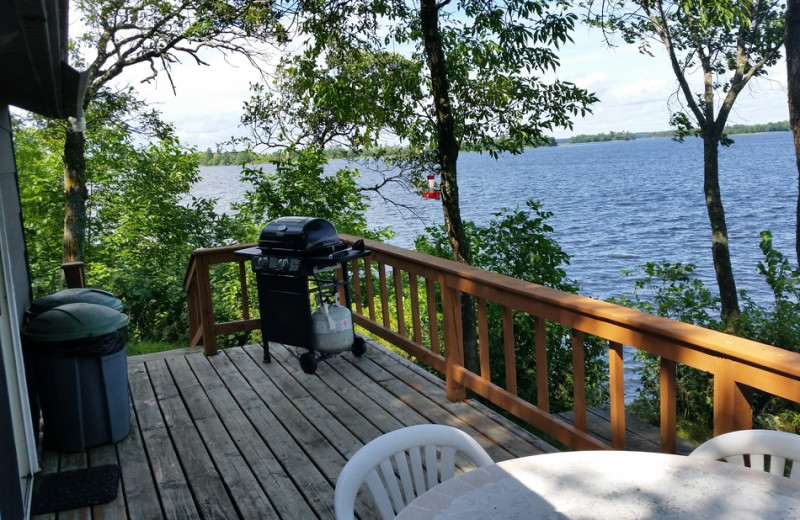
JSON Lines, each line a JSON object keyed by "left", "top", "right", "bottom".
{"left": 23, "top": 288, "right": 124, "bottom": 439}
{"left": 22, "top": 303, "right": 130, "bottom": 452}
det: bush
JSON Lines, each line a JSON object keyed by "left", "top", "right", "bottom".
{"left": 613, "top": 234, "right": 800, "bottom": 438}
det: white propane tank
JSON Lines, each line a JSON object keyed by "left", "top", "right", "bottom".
{"left": 311, "top": 301, "right": 354, "bottom": 353}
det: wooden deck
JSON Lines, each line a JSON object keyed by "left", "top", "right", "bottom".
{"left": 33, "top": 338, "right": 554, "bottom": 519}
{"left": 557, "top": 406, "right": 696, "bottom": 455}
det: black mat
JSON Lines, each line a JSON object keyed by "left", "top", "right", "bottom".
{"left": 31, "top": 464, "right": 121, "bottom": 514}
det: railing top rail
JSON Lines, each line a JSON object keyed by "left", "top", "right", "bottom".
{"left": 183, "top": 243, "right": 257, "bottom": 289}
{"left": 188, "top": 243, "right": 258, "bottom": 257}
{"left": 339, "top": 234, "right": 800, "bottom": 380}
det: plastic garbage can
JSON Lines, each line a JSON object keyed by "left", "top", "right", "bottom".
{"left": 26, "top": 288, "right": 123, "bottom": 319}
{"left": 22, "top": 302, "right": 130, "bottom": 452}
{"left": 23, "top": 288, "right": 124, "bottom": 443}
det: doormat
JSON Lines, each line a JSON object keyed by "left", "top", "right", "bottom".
{"left": 31, "top": 464, "right": 121, "bottom": 514}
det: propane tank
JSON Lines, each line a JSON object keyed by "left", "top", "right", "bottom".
{"left": 311, "top": 300, "right": 354, "bottom": 353}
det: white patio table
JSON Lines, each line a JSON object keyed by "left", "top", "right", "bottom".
{"left": 396, "top": 450, "right": 800, "bottom": 519}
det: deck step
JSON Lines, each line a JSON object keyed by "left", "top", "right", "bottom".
{"left": 557, "top": 405, "right": 697, "bottom": 455}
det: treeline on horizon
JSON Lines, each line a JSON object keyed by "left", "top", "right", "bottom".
{"left": 567, "top": 120, "right": 790, "bottom": 144}
{"left": 197, "top": 136, "right": 558, "bottom": 166}
{"left": 197, "top": 121, "right": 788, "bottom": 166}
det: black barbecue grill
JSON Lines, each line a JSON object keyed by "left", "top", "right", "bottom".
{"left": 236, "top": 216, "right": 371, "bottom": 374}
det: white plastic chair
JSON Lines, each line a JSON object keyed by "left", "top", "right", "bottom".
{"left": 334, "top": 424, "right": 494, "bottom": 520}
{"left": 689, "top": 429, "right": 800, "bottom": 480}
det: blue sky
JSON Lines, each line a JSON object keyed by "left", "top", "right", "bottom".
{"left": 124, "top": 24, "right": 790, "bottom": 150}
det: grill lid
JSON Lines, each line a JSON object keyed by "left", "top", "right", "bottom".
{"left": 258, "top": 216, "right": 344, "bottom": 254}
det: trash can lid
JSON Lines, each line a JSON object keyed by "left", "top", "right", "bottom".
{"left": 22, "top": 302, "right": 129, "bottom": 342}
{"left": 28, "top": 288, "right": 123, "bottom": 316}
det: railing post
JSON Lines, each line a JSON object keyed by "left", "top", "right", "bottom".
{"left": 535, "top": 316, "right": 549, "bottom": 413}
{"left": 238, "top": 260, "right": 250, "bottom": 322}
{"left": 441, "top": 276, "right": 466, "bottom": 401}
{"left": 660, "top": 358, "right": 677, "bottom": 453}
{"left": 609, "top": 341, "right": 626, "bottom": 450}
{"left": 195, "top": 254, "right": 218, "bottom": 356}
{"left": 61, "top": 261, "right": 86, "bottom": 288}
{"left": 572, "top": 330, "right": 586, "bottom": 432}
{"left": 713, "top": 358, "right": 753, "bottom": 435}
{"left": 187, "top": 272, "right": 200, "bottom": 346}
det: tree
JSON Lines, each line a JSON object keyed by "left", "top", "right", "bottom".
{"left": 62, "top": 0, "right": 286, "bottom": 264}
{"left": 13, "top": 116, "right": 68, "bottom": 296}
{"left": 585, "top": 0, "right": 785, "bottom": 320}
{"left": 241, "top": 0, "right": 597, "bottom": 369}
{"left": 16, "top": 93, "right": 234, "bottom": 343}
{"left": 788, "top": 0, "right": 800, "bottom": 264}
{"left": 229, "top": 145, "right": 392, "bottom": 244}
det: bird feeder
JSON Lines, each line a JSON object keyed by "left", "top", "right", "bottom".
{"left": 423, "top": 174, "right": 440, "bottom": 200}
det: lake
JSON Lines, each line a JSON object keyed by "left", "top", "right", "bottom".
{"left": 196, "top": 131, "right": 797, "bottom": 308}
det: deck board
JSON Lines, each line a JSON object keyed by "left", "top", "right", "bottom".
{"left": 557, "top": 404, "right": 697, "bottom": 455}
{"left": 33, "top": 338, "right": 554, "bottom": 519}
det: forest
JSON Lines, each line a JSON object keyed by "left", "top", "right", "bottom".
{"left": 567, "top": 121, "right": 792, "bottom": 144}
{"left": 12, "top": 0, "right": 800, "bottom": 439}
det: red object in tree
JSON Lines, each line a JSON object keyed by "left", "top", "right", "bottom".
{"left": 423, "top": 174, "right": 440, "bottom": 199}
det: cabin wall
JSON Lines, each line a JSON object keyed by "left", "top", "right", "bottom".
{"left": 0, "top": 104, "right": 35, "bottom": 519}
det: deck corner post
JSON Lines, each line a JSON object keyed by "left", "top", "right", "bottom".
{"left": 713, "top": 358, "right": 753, "bottom": 435}
{"left": 659, "top": 357, "right": 677, "bottom": 453}
{"left": 196, "top": 254, "right": 217, "bottom": 356}
{"left": 442, "top": 278, "right": 466, "bottom": 401}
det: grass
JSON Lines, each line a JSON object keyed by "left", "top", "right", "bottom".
{"left": 127, "top": 340, "right": 185, "bottom": 357}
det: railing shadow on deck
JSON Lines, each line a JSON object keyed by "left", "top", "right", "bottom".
{"left": 184, "top": 236, "right": 800, "bottom": 453}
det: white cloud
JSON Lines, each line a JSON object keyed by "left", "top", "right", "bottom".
{"left": 110, "top": 23, "right": 790, "bottom": 148}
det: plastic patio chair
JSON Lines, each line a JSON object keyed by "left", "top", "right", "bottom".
{"left": 333, "top": 424, "right": 494, "bottom": 520}
{"left": 689, "top": 429, "right": 800, "bottom": 480}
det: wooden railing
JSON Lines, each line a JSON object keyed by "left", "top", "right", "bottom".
{"left": 184, "top": 237, "right": 800, "bottom": 452}
{"left": 184, "top": 243, "right": 261, "bottom": 354}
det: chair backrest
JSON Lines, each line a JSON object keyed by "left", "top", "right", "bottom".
{"left": 689, "top": 429, "right": 800, "bottom": 480}
{"left": 334, "top": 424, "right": 494, "bottom": 520}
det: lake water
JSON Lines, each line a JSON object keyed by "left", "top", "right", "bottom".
{"left": 196, "top": 132, "right": 797, "bottom": 308}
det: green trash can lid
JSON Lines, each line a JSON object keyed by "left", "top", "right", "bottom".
{"left": 28, "top": 288, "right": 123, "bottom": 316}
{"left": 22, "top": 303, "right": 129, "bottom": 342}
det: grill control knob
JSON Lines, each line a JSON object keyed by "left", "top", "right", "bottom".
{"left": 277, "top": 258, "right": 289, "bottom": 271}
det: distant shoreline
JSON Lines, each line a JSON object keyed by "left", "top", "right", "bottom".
{"left": 559, "top": 121, "right": 791, "bottom": 145}
{"left": 198, "top": 121, "right": 792, "bottom": 166}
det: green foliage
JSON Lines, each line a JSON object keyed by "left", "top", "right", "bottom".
{"left": 568, "top": 131, "right": 636, "bottom": 144}
{"left": 614, "top": 262, "right": 719, "bottom": 327}
{"left": 86, "top": 134, "right": 235, "bottom": 343}
{"left": 15, "top": 94, "right": 235, "bottom": 344}
{"left": 230, "top": 145, "right": 392, "bottom": 243}
{"left": 583, "top": 0, "right": 784, "bottom": 141}
{"left": 197, "top": 148, "right": 272, "bottom": 166}
{"left": 725, "top": 121, "right": 791, "bottom": 135}
{"left": 606, "top": 121, "right": 790, "bottom": 142}
{"left": 13, "top": 116, "right": 68, "bottom": 296}
{"left": 415, "top": 201, "right": 608, "bottom": 412}
{"left": 584, "top": 0, "right": 784, "bottom": 320}
{"left": 611, "top": 262, "right": 720, "bottom": 438}
{"left": 241, "top": 0, "right": 597, "bottom": 179}
{"left": 614, "top": 249, "right": 800, "bottom": 437}
{"left": 733, "top": 232, "right": 800, "bottom": 353}
{"left": 126, "top": 340, "right": 185, "bottom": 357}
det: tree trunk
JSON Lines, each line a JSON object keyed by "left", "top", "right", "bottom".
{"left": 62, "top": 127, "right": 87, "bottom": 264}
{"left": 419, "top": 0, "right": 478, "bottom": 372}
{"left": 788, "top": 0, "right": 800, "bottom": 264}
{"left": 701, "top": 128, "right": 740, "bottom": 320}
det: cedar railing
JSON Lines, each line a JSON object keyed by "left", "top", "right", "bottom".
{"left": 184, "top": 243, "right": 260, "bottom": 353}
{"left": 184, "top": 236, "right": 800, "bottom": 452}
